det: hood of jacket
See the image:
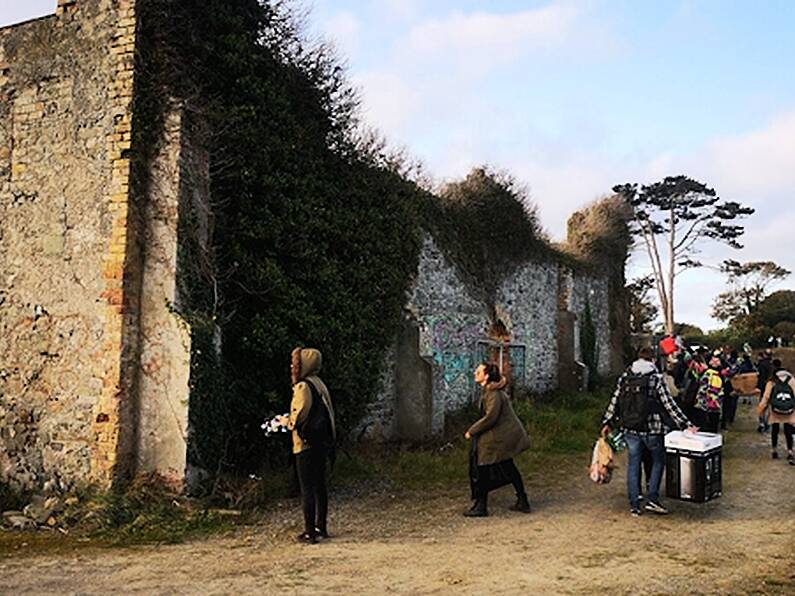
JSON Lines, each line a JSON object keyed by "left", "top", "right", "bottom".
{"left": 631, "top": 359, "right": 657, "bottom": 375}
{"left": 297, "top": 348, "right": 322, "bottom": 381}
{"left": 774, "top": 369, "right": 793, "bottom": 383}
{"left": 485, "top": 377, "right": 508, "bottom": 392}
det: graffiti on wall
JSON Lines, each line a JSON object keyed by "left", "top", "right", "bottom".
{"left": 418, "top": 314, "right": 486, "bottom": 413}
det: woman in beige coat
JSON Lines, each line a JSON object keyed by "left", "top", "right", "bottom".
{"left": 463, "top": 362, "right": 531, "bottom": 517}
{"left": 757, "top": 360, "right": 795, "bottom": 465}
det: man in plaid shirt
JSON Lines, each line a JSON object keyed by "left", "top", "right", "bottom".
{"left": 602, "top": 347, "right": 698, "bottom": 516}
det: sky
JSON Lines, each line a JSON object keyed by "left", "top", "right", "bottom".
{"left": 3, "top": 0, "right": 794, "bottom": 331}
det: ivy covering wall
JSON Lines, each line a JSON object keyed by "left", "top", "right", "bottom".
{"left": 136, "top": 0, "right": 423, "bottom": 477}
{"left": 134, "top": 1, "right": 631, "bottom": 483}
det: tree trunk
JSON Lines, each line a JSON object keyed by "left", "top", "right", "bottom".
{"left": 667, "top": 205, "right": 676, "bottom": 335}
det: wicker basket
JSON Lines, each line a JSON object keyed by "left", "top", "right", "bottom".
{"left": 731, "top": 372, "right": 759, "bottom": 396}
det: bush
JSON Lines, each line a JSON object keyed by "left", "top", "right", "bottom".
{"left": 422, "top": 166, "right": 550, "bottom": 303}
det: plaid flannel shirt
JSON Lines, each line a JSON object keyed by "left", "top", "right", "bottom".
{"left": 602, "top": 371, "right": 691, "bottom": 435}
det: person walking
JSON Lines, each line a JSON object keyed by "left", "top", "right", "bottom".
{"left": 464, "top": 362, "right": 531, "bottom": 517}
{"left": 282, "top": 347, "right": 336, "bottom": 544}
{"left": 756, "top": 350, "right": 774, "bottom": 433}
{"left": 681, "top": 353, "right": 706, "bottom": 422}
{"left": 601, "top": 347, "right": 697, "bottom": 517}
{"left": 721, "top": 349, "right": 740, "bottom": 430}
{"left": 758, "top": 359, "right": 795, "bottom": 465}
{"left": 692, "top": 354, "right": 724, "bottom": 433}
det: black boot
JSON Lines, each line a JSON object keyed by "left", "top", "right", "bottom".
{"left": 509, "top": 493, "right": 531, "bottom": 513}
{"left": 464, "top": 495, "right": 488, "bottom": 517}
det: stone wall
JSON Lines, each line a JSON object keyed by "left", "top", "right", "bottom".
{"left": 365, "top": 234, "right": 616, "bottom": 442}
{"left": 496, "top": 260, "right": 560, "bottom": 391}
{"left": 0, "top": 0, "right": 196, "bottom": 491}
{"left": 562, "top": 270, "right": 612, "bottom": 376}
{"left": 409, "top": 236, "right": 489, "bottom": 434}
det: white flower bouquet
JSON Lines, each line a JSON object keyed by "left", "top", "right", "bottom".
{"left": 261, "top": 413, "right": 289, "bottom": 437}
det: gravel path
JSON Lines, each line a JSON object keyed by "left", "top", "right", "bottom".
{"left": 1, "top": 404, "right": 794, "bottom": 595}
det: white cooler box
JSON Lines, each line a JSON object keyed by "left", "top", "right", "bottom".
{"left": 664, "top": 431, "right": 722, "bottom": 503}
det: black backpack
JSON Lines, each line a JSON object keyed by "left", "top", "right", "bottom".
{"left": 770, "top": 374, "right": 795, "bottom": 416}
{"left": 618, "top": 370, "right": 654, "bottom": 431}
{"left": 297, "top": 379, "right": 335, "bottom": 451}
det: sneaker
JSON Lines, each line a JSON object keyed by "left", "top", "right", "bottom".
{"left": 630, "top": 508, "right": 641, "bottom": 517}
{"left": 772, "top": 451, "right": 779, "bottom": 459}
{"left": 315, "top": 527, "right": 329, "bottom": 539}
{"left": 788, "top": 454, "right": 794, "bottom": 466}
{"left": 644, "top": 500, "right": 669, "bottom": 515}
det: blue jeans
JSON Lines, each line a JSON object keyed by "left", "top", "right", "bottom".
{"left": 625, "top": 433, "right": 665, "bottom": 509}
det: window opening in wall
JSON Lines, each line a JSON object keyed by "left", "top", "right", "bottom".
{"left": 476, "top": 340, "right": 526, "bottom": 389}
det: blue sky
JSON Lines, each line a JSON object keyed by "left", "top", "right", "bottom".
{"left": 3, "top": 0, "right": 795, "bottom": 331}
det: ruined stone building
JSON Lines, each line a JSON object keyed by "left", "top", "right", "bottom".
{"left": 1, "top": 0, "right": 199, "bottom": 492}
{"left": 0, "top": 1, "right": 626, "bottom": 493}
{"left": 359, "top": 234, "right": 621, "bottom": 442}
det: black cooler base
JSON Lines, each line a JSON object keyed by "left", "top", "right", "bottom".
{"left": 665, "top": 447, "right": 722, "bottom": 502}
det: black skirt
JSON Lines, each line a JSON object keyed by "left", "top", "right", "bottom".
{"left": 469, "top": 438, "right": 515, "bottom": 499}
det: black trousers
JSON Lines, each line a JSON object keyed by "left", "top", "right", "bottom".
{"left": 471, "top": 458, "right": 526, "bottom": 500}
{"left": 296, "top": 448, "right": 328, "bottom": 535}
{"left": 722, "top": 394, "right": 738, "bottom": 428}
{"left": 771, "top": 423, "right": 794, "bottom": 450}
{"left": 693, "top": 409, "right": 721, "bottom": 433}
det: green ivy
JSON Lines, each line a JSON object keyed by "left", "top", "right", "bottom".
{"left": 136, "top": 1, "right": 421, "bottom": 477}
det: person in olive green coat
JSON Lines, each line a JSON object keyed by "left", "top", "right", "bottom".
{"left": 464, "top": 362, "right": 531, "bottom": 517}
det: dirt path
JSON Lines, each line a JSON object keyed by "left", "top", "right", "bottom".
{"left": 1, "top": 404, "right": 794, "bottom": 595}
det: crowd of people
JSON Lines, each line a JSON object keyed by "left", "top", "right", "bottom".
{"left": 602, "top": 340, "right": 795, "bottom": 517}
{"left": 280, "top": 340, "right": 793, "bottom": 543}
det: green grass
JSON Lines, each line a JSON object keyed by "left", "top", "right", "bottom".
{"left": 331, "top": 388, "right": 609, "bottom": 492}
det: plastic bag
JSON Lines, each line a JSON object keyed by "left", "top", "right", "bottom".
{"left": 588, "top": 437, "right": 615, "bottom": 484}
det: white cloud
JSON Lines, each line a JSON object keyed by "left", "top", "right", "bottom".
{"left": 352, "top": 71, "right": 421, "bottom": 139}
{"left": 406, "top": 3, "right": 581, "bottom": 55}
{"left": 705, "top": 109, "right": 795, "bottom": 198}
{"left": 323, "top": 12, "right": 361, "bottom": 58}
{"left": 376, "top": 0, "right": 421, "bottom": 22}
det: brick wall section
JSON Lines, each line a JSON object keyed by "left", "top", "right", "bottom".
{"left": 1, "top": 0, "right": 204, "bottom": 491}
{"left": 91, "top": 0, "right": 139, "bottom": 486}
{"left": 0, "top": 0, "right": 143, "bottom": 491}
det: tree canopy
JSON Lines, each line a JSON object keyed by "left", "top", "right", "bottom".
{"left": 613, "top": 175, "right": 754, "bottom": 334}
{"left": 711, "top": 260, "right": 790, "bottom": 323}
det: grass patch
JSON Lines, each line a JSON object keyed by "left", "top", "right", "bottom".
{"left": 330, "top": 388, "right": 609, "bottom": 492}
{"left": 74, "top": 476, "right": 237, "bottom": 546}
